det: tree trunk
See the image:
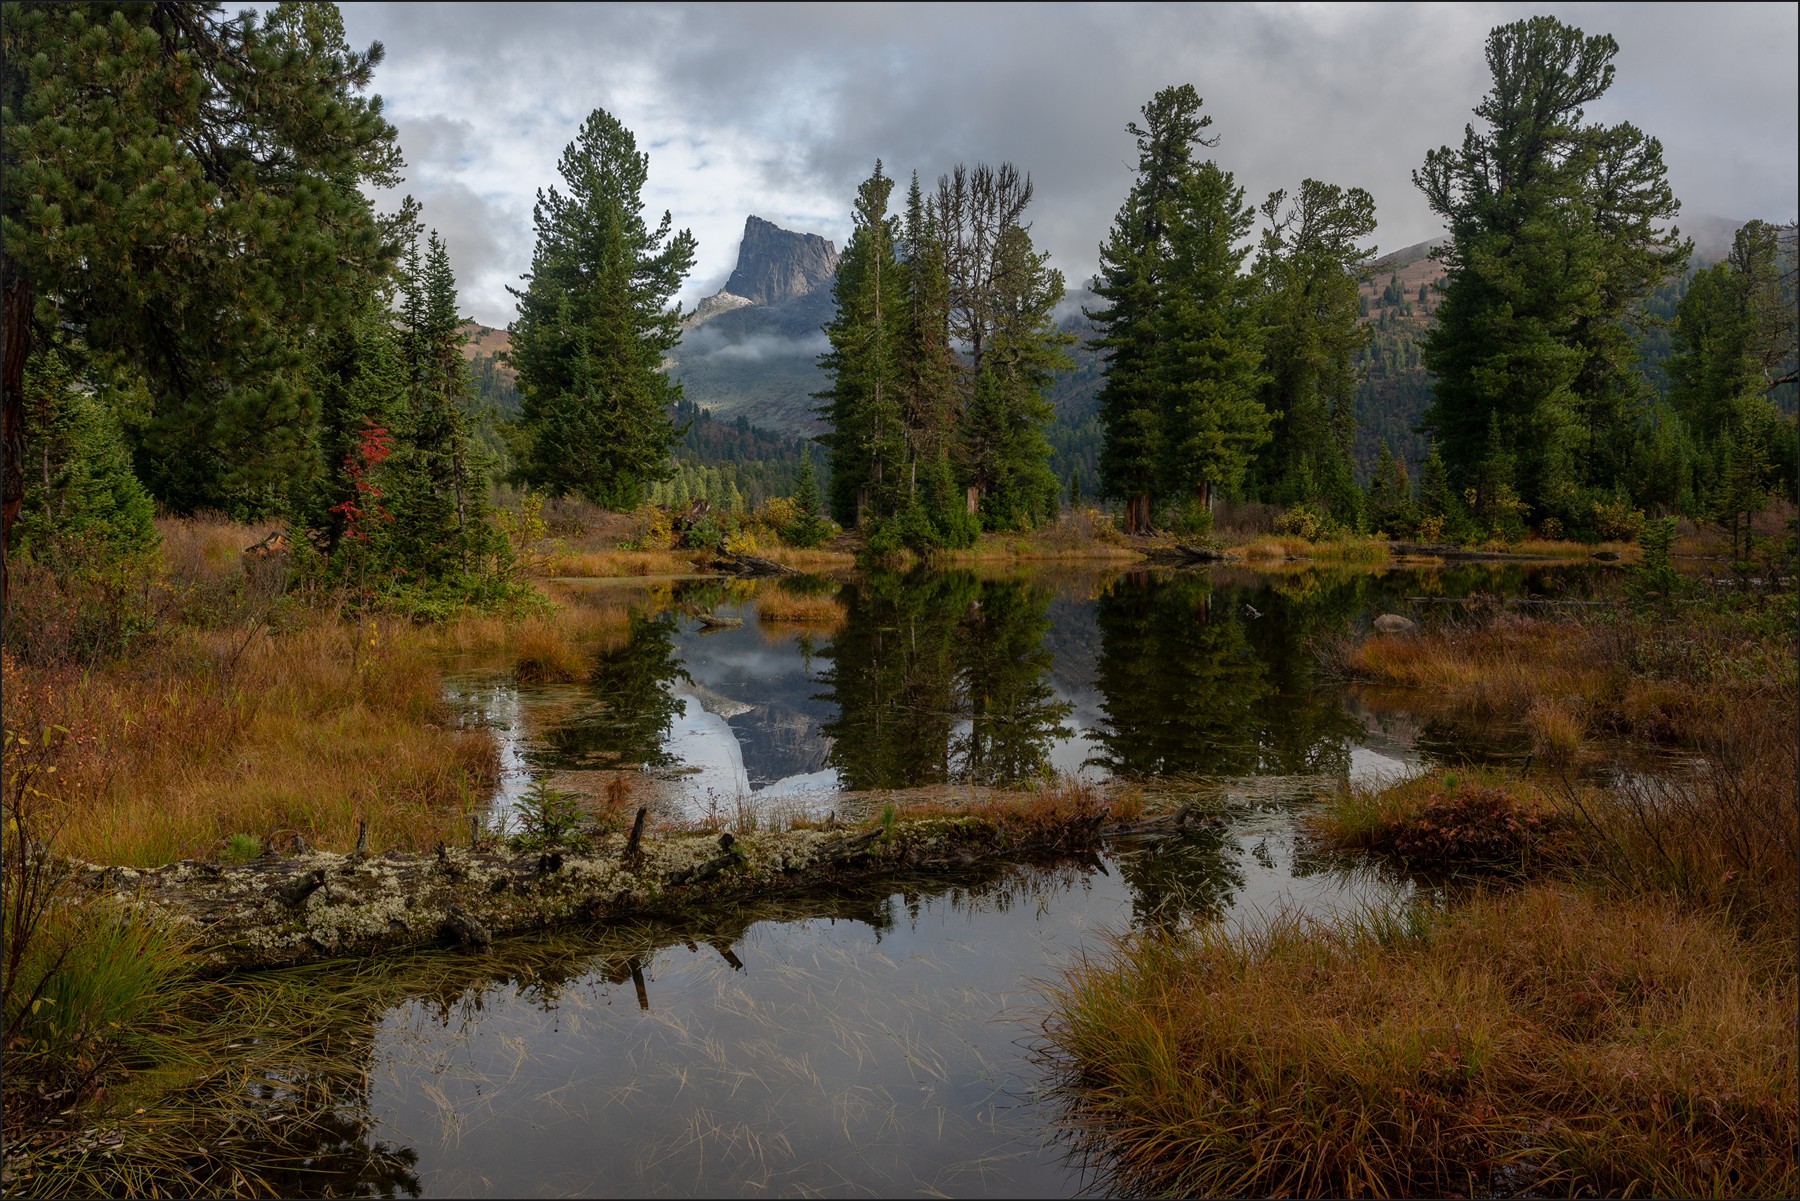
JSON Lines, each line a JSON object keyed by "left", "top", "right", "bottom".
{"left": 1124, "top": 493, "right": 1152, "bottom": 536}
{"left": 2, "top": 261, "right": 32, "bottom": 620}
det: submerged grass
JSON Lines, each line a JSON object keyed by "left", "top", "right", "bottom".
{"left": 1045, "top": 885, "right": 1797, "bottom": 1199}
{"left": 1334, "top": 593, "right": 1797, "bottom": 752}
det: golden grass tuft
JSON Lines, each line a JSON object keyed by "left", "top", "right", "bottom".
{"left": 1044, "top": 885, "right": 1798, "bottom": 1199}
{"left": 754, "top": 590, "right": 847, "bottom": 628}
{"left": 537, "top": 547, "right": 696, "bottom": 578}
{"left": 1526, "top": 694, "right": 1588, "bottom": 760}
{"left": 510, "top": 616, "right": 592, "bottom": 683}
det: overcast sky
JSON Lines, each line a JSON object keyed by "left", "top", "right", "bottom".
{"left": 334, "top": 2, "right": 1799, "bottom": 328}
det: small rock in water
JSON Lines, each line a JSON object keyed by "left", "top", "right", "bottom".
{"left": 1591, "top": 550, "right": 1622, "bottom": 562}
{"left": 1373, "top": 613, "right": 1417, "bottom": 635}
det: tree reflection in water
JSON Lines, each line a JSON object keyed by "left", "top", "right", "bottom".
{"left": 1091, "top": 571, "right": 1364, "bottom": 779}
{"left": 819, "top": 570, "right": 1072, "bottom": 790}
{"left": 533, "top": 610, "right": 689, "bottom": 770}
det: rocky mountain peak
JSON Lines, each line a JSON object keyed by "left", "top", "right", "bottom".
{"left": 721, "top": 216, "right": 839, "bottom": 305}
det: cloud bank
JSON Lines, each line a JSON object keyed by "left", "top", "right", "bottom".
{"left": 339, "top": 3, "right": 1799, "bottom": 327}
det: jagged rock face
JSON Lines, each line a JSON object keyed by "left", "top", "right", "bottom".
{"left": 722, "top": 216, "right": 839, "bottom": 305}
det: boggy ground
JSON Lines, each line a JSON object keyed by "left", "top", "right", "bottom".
{"left": 1040, "top": 580, "right": 1799, "bottom": 1199}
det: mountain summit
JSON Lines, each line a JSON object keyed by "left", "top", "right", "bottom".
{"left": 671, "top": 216, "right": 841, "bottom": 433}
{"left": 721, "top": 216, "right": 839, "bottom": 305}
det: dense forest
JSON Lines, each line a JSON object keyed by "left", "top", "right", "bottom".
{"left": 5, "top": 3, "right": 1796, "bottom": 626}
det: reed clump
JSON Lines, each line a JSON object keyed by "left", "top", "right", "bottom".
{"left": 1336, "top": 594, "right": 1796, "bottom": 750}
{"left": 754, "top": 589, "right": 847, "bottom": 628}
{"left": 1045, "top": 885, "right": 1797, "bottom": 1199}
{"left": 536, "top": 546, "right": 696, "bottom": 578}
{"left": 1315, "top": 769, "right": 1579, "bottom": 875}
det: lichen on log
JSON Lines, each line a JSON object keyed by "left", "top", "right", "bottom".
{"left": 69, "top": 806, "right": 1138, "bottom": 971}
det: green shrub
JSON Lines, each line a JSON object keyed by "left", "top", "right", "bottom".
{"left": 509, "top": 778, "right": 589, "bottom": 851}
{"left": 1591, "top": 494, "right": 1646, "bottom": 542}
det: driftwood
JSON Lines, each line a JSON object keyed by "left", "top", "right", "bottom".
{"left": 712, "top": 551, "right": 800, "bottom": 578}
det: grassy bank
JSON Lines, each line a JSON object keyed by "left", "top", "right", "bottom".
{"left": 1041, "top": 581, "right": 1798, "bottom": 1197}
{"left": 1047, "top": 885, "right": 1796, "bottom": 1198}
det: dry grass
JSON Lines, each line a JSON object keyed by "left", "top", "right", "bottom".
{"left": 1045, "top": 884, "right": 1798, "bottom": 1199}
{"left": 2, "top": 616, "right": 498, "bottom": 867}
{"left": 1313, "top": 768, "right": 1580, "bottom": 874}
{"left": 1335, "top": 599, "right": 1796, "bottom": 750}
{"left": 537, "top": 547, "right": 698, "bottom": 578}
{"left": 753, "top": 589, "right": 847, "bottom": 629}
{"left": 936, "top": 511, "right": 1142, "bottom": 564}
{"left": 1510, "top": 538, "right": 1638, "bottom": 559}
{"left": 0, "top": 506, "right": 686, "bottom": 867}
{"left": 751, "top": 545, "right": 859, "bottom": 570}
{"left": 1230, "top": 534, "right": 1390, "bottom": 564}
{"left": 155, "top": 514, "right": 277, "bottom": 582}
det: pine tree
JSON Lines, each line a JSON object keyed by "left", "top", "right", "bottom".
{"left": 2, "top": 1, "right": 406, "bottom": 605}
{"left": 1090, "top": 86, "right": 1268, "bottom": 532}
{"left": 1415, "top": 16, "right": 1687, "bottom": 526}
{"left": 509, "top": 108, "right": 696, "bottom": 509}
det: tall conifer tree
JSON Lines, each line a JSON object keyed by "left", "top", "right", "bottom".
{"left": 2, "top": 0, "right": 405, "bottom": 604}
{"left": 1249, "top": 180, "right": 1377, "bottom": 522}
{"left": 509, "top": 108, "right": 696, "bottom": 509}
{"left": 1090, "top": 86, "right": 1268, "bottom": 531}
{"left": 1415, "top": 16, "right": 1687, "bottom": 526}
{"left": 818, "top": 163, "right": 905, "bottom": 525}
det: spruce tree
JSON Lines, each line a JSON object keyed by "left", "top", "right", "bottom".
{"left": 897, "top": 173, "right": 958, "bottom": 503}
{"left": 818, "top": 163, "right": 905, "bottom": 525}
{"left": 391, "top": 230, "right": 500, "bottom": 582}
{"left": 1155, "top": 159, "right": 1267, "bottom": 523}
{"left": 1089, "top": 87, "right": 1215, "bottom": 534}
{"left": 1668, "top": 220, "right": 1797, "bottom": 512}
{"left": 14, "top": 346, "right": 158, "bottom": 571}
{"left": 2, "top": 0, "right": 405, "bottom": 605}
{"left": 961, "top": 225, "right": 1072, "bottom": 530}
{"left": 509, "top": 108, "right": 696, "bottom": 509}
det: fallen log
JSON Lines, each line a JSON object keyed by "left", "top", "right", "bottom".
{"left": 69, "top": 807, "right": 1156, "bottom": 972}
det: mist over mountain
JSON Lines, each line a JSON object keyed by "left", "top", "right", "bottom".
{"left": 668, "top": 216, "right": 841, "bottom": 434}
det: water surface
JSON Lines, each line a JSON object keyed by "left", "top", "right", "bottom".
{"left": 234, "top": 561, "right": 1619, "bottom": 1196}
